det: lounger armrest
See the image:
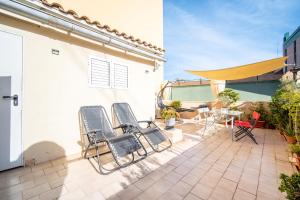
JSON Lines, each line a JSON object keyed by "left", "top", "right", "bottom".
{"left": 113, "top": 124, "right": 134, "bottom": 130}
{"left": 138, "top": 120, "right": 158, "bottom": 128}
{"left": 138, "top": 120, "right": 152, "bottom": 124}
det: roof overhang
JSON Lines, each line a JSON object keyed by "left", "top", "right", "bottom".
{"left": 0, "top": 0, "right": 166, "bottom": 62}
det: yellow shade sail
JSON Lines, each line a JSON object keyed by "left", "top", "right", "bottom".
{"left": 186, "top": 57, "right": 288, "bottom": 80}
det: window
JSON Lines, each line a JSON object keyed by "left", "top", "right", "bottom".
{"left": 114, "top": 63, "right": 128, "bottom": 89}
{"left": 89, "top": 57, "right": 111, "bottom": 88}
{"left": 89, "top": 56, "right": 128, "bottom": 89}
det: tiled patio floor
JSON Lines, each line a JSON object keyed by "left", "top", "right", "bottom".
{"left": 0, "top": 126, "right": 295, "bottom": 200}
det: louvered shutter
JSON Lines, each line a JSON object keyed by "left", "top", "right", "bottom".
{"left": 89, "top": 57, "right": 110, "bottom": 88}
{"left": 114, "top": 63, "right": 128, "bottom": 89}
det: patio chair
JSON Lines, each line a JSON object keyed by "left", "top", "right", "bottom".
{"left": 234, "top": 111, "right": 260, "bottom": 144}
{"left": 112, "top": 103, "right": 172, "bottom": 152}
{"left": 79, "top": 106, "right": 147, "bottom": 173}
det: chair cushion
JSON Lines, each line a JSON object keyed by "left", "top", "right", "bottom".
{"left": 234, "top": 120, "right": 252, "bottom": 128}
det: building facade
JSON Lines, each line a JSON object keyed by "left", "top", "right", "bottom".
{"left": 283, "top": 26, "right": 300, "bottom": 73}
{"left": 0, "top": 0, "right": 164, "bottom": 170}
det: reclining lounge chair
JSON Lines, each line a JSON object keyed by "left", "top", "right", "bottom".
{"left": 234, "top": 111, "right": 260, "bottom": 144}
{"left": 79, "top": 106, "right": 147, "bottom": 173}
{"left": 112, "top": 103, "right": 172, "bottom": 152}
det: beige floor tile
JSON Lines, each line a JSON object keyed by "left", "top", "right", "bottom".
{"left": 158, "top": 191, "right": 183, "bottom": 200}
{"left": 191, "top": 183, "right": 213, "bottom": 200}
{"left": 163, "top": 171, "right": 183, "bottom": 184}
{"left": 0, "top": 176, "right": 20, "bottom": 190}
{"left": 233, "top": 189, "right": 256, "bottom": 200}
{"left": 209, "top": 187, "right": 234, "bottom": 200}
{"left": 238, "top": 178, "right": 258, "bottom": 195}
{"left": 217, "top": 178, "right": 237, "bottom": 193}
{"left": 169, "top": 181, "right": 193, "bottom": 197}
{"left": 117, "top": 185, "right": 142, "bottom": 200}
{"left": 199, "top": 170, "right": 223, "bottom": 188}
{"left": 134, "top": 176, "right": 156, "bottom": 191}
{"left": 22, "top": 183, "right": 51, "bottom": 200}
{"left": 0, "top": 128, "right": 292, "bottom": 200}
{"left": 58, "top": 189, "right": 86, "bottom": 200}
{"left": 184, "top": 193, "right": 201, "bottom": 200}
{"left": 0, "top": 181, "right": 35, "bottom": 198}
{"left": 39, "top": 186, "right": 67, "bottom": 200}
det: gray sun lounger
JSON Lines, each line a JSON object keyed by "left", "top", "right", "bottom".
{"left": 79, "top": 106, "right": 147, "bottom": 173}
{"left": 112, "top": 103, "right": 172, "bottom": 152}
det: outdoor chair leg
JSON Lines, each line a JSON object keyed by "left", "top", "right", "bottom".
{"left": 95, "top": 145, "right": 102, "bottom": 173}
{"left": 83, "top": 143, "right": 91, "bottom": 159}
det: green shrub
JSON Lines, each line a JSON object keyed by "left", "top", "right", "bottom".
{"left": 254, "top": 103, "right": 268, "bottom": 121}
{"left": 218, "top": 89, "right": 240, "bottom": 107}
{"left": 290, "top": 144, "right": 300, "bottom": 155}
{"left": 284, "top": 123, "right": 295, "bottom": 137}
{"left": 161, "top": 108, "right": 179, "bottom": 120}
{"left": 169, "top": 100, "right": 182, "bottom": 110}
{"left": 279, "top": 173, "right": 300, "bottom": 200}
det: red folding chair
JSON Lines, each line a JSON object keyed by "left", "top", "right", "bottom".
{"left": 234, "top": 111, "right": 260, "bottom": 144}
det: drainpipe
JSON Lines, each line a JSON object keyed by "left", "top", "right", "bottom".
{"left": 0, "top": 0, "right": 166, "bottom": 62}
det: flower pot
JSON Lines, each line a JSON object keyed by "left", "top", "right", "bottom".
{"left": 285, "top": 134, "right": 297, "bottom": 144}
{"left": 165, "top": 118, "right": 176, "bottom": 128}
{"left": 255, "top": 121, "right": 266, "bottom": 128}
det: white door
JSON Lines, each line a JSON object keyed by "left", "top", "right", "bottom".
{"left": 0, "top": 30, "right": 23, "bottom": 171}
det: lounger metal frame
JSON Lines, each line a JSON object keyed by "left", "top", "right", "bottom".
{"left": 79, "top": 106, "right": 147, "bottom": 174}
{"left": 112, "top": 103, "right": 172, "bottom": 153}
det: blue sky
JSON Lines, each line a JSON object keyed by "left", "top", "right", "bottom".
{"left": 163, "top": 0, "right": 300, "bottom": 80}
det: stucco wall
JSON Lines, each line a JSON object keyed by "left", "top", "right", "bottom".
{"left": 0, "top": 13, "right": 163, "bottom": 163}
{"left": 46, "top": 0, "right": 163, "bottom": 47}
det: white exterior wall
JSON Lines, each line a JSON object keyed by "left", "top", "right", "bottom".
{"left": 0, "top": 14, "right": 163, "bottom": 163}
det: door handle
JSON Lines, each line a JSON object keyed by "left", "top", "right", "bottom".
{"left": 2, "top": 95, "right": 18, "bottom": 106}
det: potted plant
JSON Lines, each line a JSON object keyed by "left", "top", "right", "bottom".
{"left": 290, "top": 144, "right": 300, "bottom": 166}
{"left": 169, "top": 100, "right": 181, "bottom": 110}
{"left": 218, "top": 88, "right": 240, "bottom": 108}
{"left": 284, "top": 123, "right": 297, "bottom": 144}
{"left": 161, "top": 108, "right": 179, "bottom": 129}
{"left": 279, "top": 173, "right": 300, "bottom": 200}
{"left": 254, "top": 103, "right": 268, "bottom": 128}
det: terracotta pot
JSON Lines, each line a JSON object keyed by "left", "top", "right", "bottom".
{"left": 293, "top": 153, "right": 300, "bottom": 167}
{"left": 255, "top": 121, "right": 266, "bottom": 128}
{"left": 179, "top": 110, "right": 198, "bottom": 119}
{"left": 285, "top": 134, "right": 297, "bottom": 144}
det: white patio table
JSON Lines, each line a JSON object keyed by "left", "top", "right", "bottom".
{"left": 221, "top": 110, "right": 243, "bottom": 141}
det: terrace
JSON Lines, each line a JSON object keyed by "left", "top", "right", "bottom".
{"left": 0, "top": 124, "right": 294, "bottom": 200}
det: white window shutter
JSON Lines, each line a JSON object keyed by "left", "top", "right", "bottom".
{"left": 89, "top": 57, "right": 110, "bottom": 88}
{"left": 114, "top": 63, "right": 128, "bottom": 89}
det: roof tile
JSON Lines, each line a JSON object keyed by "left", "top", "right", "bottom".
{"left": 39, "top": 0, "right": 165, "bottom": 52}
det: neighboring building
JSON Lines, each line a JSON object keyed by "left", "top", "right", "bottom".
{"left": 0, "top": 0, "right": 164, "bottom": 170}
{"left": 283, "top": 26, "right": 300, "bottom": 73}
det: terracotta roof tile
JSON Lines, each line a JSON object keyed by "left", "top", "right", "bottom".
{"left": 39, "top": 0, "right": 165, "bottom": 53}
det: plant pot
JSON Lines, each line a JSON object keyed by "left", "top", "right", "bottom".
{"left": 285, "top": 134, "right": 297, "bottom": 144}
{"left": 255, "top": 121, "right": 266, "bottom": 128}
{"left": 165, "top": 118, "right": 176, "bottom": 128}
{"left": 293, "top": 153, "right": 300, "bottom": 167}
